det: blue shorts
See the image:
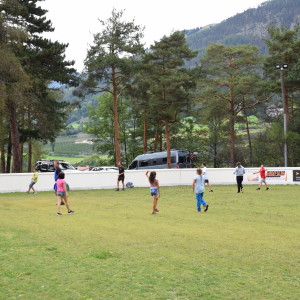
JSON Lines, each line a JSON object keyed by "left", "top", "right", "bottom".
{"left": 29, "top": 182, "right": 36, "bottom": 188}
{"left": 53, "top": 183, "right": 57, "bottom": 191}
{"left": 150, "top": 187, "right": 158, "bottom": 196}
{"left": 57, "top": 191, "right": 66, "bottom": 197}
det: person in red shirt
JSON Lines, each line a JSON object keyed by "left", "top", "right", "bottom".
{"left": 253, "top": 165, "right": 269, "bottom": 190}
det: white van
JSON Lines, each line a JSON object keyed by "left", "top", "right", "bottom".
{"left": 128, "top": 150, "right": 193, "bottom": 170}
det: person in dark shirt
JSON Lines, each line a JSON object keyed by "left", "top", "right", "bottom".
{"left": 116, "top": 161, "right": 125, "bottom": 191}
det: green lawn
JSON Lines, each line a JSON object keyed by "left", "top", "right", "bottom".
{"left": 0, "top": 186, "right": 299, "bottom": 299}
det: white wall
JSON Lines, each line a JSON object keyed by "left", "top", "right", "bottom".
{"left": 0, "top": 167, "right": 299, "bottom": 193}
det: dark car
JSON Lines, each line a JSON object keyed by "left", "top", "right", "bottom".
{"left": 35, "top": 160, "right": 78, "bottom": 172}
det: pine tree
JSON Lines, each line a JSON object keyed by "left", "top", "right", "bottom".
{"left": 83, "top": 9, "right": 144, "bottom": 165}
{"left": 144, "top": 31, "right": 197, "bottom": 168}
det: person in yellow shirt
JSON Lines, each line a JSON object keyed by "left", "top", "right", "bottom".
{"left": 26, "top": 168, "right": 39, "bottom": 194}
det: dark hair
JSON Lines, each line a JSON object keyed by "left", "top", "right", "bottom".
{"left": 58, "top": 172, "right": 65, "bottom": 179}
{"left": 202, "top": 162, "right": 207, "bottom": 166}
{"left": 149, "top": 171, "right": 156, "bottom": 184}
{"left": 196, "top": 168, "right": 202, "bottom": 175}
{"left": 34, "top": 167, "right": 38, "bottom": 171}
{"left": 237, "top": 162, "right": 241, "bottom": 167}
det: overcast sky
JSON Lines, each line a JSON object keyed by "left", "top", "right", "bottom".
{"left": 41, "top": 0, "right": 266, "bottom": 72}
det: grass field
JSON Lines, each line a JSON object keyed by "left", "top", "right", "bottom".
{"left": 0, "top": 186, "right": 299, "bottom": 299}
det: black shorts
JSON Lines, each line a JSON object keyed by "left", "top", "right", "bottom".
{"left": 204, "top": 179, "right": 209, "bottom": 183}
{"left": 118, "top": 175, "right": 124, "bottom": 182}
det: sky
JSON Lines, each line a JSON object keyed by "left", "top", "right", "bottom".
{"left": 41, "top": 0, "right": 267, "bottom": 72}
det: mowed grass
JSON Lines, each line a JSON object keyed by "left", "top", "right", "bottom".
{"left": 0, "top": 185, "right": 299, "bottom": 300}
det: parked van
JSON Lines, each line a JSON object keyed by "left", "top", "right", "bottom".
{"left": 128, "top": 150, "right": 193, "bottom": 170}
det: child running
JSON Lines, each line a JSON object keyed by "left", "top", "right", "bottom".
{"left": 146, "top": 170, "right": 160, "bottom": 214}
{"left": 192, "top": 168, "right": 209, "bottom": 213}
{"left": 26, "top": 167, "right": 39, "bottom": 194}
{"left": 56, "top": 172, "right": 74, "bottom": 216}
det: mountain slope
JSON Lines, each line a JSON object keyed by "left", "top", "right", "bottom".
{"left": 185, "top": 0, "right": 300, "bottom": 66}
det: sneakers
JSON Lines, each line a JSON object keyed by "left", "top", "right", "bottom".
{"left": 122, "top": 188, "right": 125, "bottom": 191}
{"left": 68, "top": 210, "right": 75, "bottom": 214}
{"left": 33, "top": 192, "right": 37, "bottom": 194}
{"left": 209, "top": 190, "right": 213, "bottom": 193}
{"left": 256, "top": 188, "right": 260, "bottom": 190}
{"left": 57, "top": 212, "right": 62, "bottom": 216}
{"left": 241, "top": 188, "right": 244, "bottom": 193}
{"left": 61, "top": 201, "right": 65, "bottom": 205}
{"left": 266, "top": 187, "right": 269, "bottom": 190}
{"left": 115, "top": 188, "right": 119, "bottom": 191}
{"left": 204, "top": 205, "right": 209, "bottom": 212}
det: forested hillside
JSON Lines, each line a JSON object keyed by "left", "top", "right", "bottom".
{"left": 185, "top": 0, "right": 300, "bottom": 66}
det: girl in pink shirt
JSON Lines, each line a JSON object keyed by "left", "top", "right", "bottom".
{"left": 146, "top": 171, "right": 160, "bottom": 214}
{"left": 56, "top": 172, "right": 74, "bottom": 216}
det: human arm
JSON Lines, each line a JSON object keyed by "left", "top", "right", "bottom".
{"left": 145, "top": 171, "right": 149, "bottom": 178}
{"left": 156, "top": 180, "right": 160, "bottom": 198}
{"left": 63, "top": 181, "right": 68, "bottom": 196}
{"left": 192, "top": 179, "right": 196, "bottom": 192}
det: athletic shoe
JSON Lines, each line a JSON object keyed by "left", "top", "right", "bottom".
{"left": 57, "top": 213, "right": 62, "bottom": 216}
{"left": 266, "top": 187, "right": 269, "bottom": 190}
{"left": 241, "top": 188, "right": 244, "bottom": 193}
{"left": 209, "top": 190, "right": 213, "bottom": 193}
{"left": 115, "top": 189, "right": 119, "bottom": 191}
{"left": 68, "top": 210, "right": 75, "bottom": 214}
{"left": 122, "top": 188, "right": 125, "bottom": 191}
{"left": 256, "top": 188, "right": 260, "bottom": 190}
{"left": 61, "top": 201, "right": 65, "bottom": 205}
{"left": 33, "top": 192, "right": 37, "bottom": 194}
{"left": 204, "top": 205, "right": 209, "bottom": 212}
{"left": 155, "top": 209, "right": 159, "bottom": 212}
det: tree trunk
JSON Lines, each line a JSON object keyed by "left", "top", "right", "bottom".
{"left": 7, "top": 99, "right": 22, "bottom": 173}
{"left": 245, "top": 113, "right": 253, "bottom": 165}
{"left": 213, "top": 142, "right": 217, "bottom": 168}
{"left": 165, "top": 122, "right": 171, "bottom": 168}
{"left": 112, "top": 66, "right": 121, "bottom": 165}
{"left": 6, "top": 139, "right": 12, "bottom": 173}
{"left": 28, "top": 139, "right": 32, "bottom": 172}
{"left": 153, "top": 126, "right": 159, "bottom": 152}
{"left": 1, "top": 146, "right": 5, "bottom": 173}
{"left": 143, "top": 116, "right": 148, "bottom": 153}
{"left": 20, "top": 143, "right": 24, "bottom": 172}
{"left": 229, "top": 113, "right": 235, "bottom": 167}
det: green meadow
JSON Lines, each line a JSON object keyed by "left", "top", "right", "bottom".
{"left": 0, "top": 185, "right": 299, "bottom": 299}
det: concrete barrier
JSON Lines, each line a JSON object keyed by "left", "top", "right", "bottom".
{"left": 0, "top": 167, "right": 299, "bottom": 193}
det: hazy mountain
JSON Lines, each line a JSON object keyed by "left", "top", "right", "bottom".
{"left": 185, "top": 0, "right": 300, "bottom": 66}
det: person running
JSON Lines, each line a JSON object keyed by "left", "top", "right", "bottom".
{"left": 53, "top": 160, "right": 64, "bottom": 205}
{"left": 146, "top": 170, "right": 160, "bottom": 214}
{"left": 233, "top": 162, "right": 245, "bottom": 193}
{"left": 26, "top": 168, "right": 39, "bottom": 194}
{"left": 202, "top": 162, "right": 213, "bottom": 192}
{"left": 192, "top": 168, "right": 209, "bottom": 213}
{"left": 253, "top": 164, "right": 269, "bottom": 190}
{"left": 116, "top": 161, "right": 125, "bottom": 191}
{"left": 56, "top": 172, "right": 74, "bottom": 216}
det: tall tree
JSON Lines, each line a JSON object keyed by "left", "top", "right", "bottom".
{"left": 83, "top": 9, "right": 144, "bottom": 165}
{"left": 0, "top": 0, "right": 77, "bottom": 172}
{"left": 144, "top": 31, "right": 197, "bottom": 168}
{"left": 198, "top": 43, "right": 270, "bottom": 167}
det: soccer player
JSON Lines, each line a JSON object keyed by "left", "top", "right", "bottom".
{"left": 56, "top": 172, "right": 74, "bottom": 216}
{"left": 146, "top": 171, "right": 160, "bottom": 214}
{"left": 253, "top": 164, "right": 269, "bottom": 190}
{"left": 116, "top": 161, "right": 125, "bottom": 191}
{"left": 233, "top": 162, "right": 245, "bottom": 193}
{"left": 26, "top": 168, "right": 39, "bottom": 194}
{"left": 202, "top": 162, "right": 213, "bottom": 192}
{"left": 192, "top": 168, "right": 209, "bottom": 213}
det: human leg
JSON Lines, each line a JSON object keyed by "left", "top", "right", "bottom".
{"left": 196, "top": 194, "right": 201, "bottom": 212}
{"left": 57, "top": 196, "right": 62, "bottom": 213}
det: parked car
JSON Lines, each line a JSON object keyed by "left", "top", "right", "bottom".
{"left": 91, "top": 166, "right": 118, "bottom": 172}
{"left": 35, "top": 160, "right": 79, "bottom": 172}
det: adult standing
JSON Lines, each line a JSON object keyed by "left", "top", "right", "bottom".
{"left": 53, "top": 160, "right": 64, "bottom": 204}
{"left": 202, "top": 162, "right": 213, "bottom": 193}
{"left": 116, "top": 161, "right": 125, "bottom": 191}
{"left": 233, "top": 162, "right": 245, "bottom": 193}
{"left": 253, "top": 165, "right": 269, "bottom": 190}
